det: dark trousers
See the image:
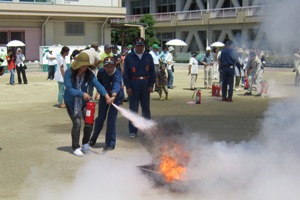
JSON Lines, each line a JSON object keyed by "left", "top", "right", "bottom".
{"left": 16, "top": 66, "right": 27, "bottom": 84}
{"left": 47, "top": 65, "right": 55, "bottom": 80}
{"left": 129, "top": 80, "right": 151, "bottom": 134}
{"left": 66, "top": 104, "right": 93, "bottom": 150}
{"left": 222, "top": 67, "right": 234, "bottom": 99}
{"left": 91, "top": 96, "right": 121, "bottom": 147}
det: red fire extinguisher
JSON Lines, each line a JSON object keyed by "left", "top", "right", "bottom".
{"left": 244, "top": 77, "right": 249, "bottom": 89}
{"left": 211, "top": 83, "right": 216, "bottom": 96}
{"left": 215, "top": 84, "right": 221, "bottom": 97}
{"left": 196, "top": 89, "right": 201, "bottom": 104}
{"left": 85, "top": 101, "right": 96, "bottom": 125}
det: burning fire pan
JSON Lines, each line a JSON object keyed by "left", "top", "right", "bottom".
{"left": 138, "top": 164, "right": 189, "bottom": 192}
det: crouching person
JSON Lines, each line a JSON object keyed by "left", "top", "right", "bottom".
{"left": 89, "top": 57, "right": 124, "bottom": 151}
{"left": 64, "top": 52, "right": 111, "bottom": 157}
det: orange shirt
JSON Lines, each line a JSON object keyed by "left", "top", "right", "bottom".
{"left": 6, "top": 55, "right": 15, "bottom": 70}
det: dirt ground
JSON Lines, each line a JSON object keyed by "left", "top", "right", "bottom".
{"left": 0, "top": 65, "right": 297, "bottom": 200}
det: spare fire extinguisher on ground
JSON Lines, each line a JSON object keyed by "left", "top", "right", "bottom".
{"left": 244, "top": 76, "right": 249, "bottom": 89}
{"left": 195, "top": 89, "right": 201, "bottom": 104}
{"left": 85, "top": 100, "right": 96, "bottom": 125}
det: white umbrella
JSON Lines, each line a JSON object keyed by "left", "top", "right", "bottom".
{"left": 6, "top": 40, "right": 25, "bottom": 47}
{"left": 166, "top": 39, "right": 187, "bottom": 46}
{"left": 210, "top": 41, "right": 224, "bottom": 47}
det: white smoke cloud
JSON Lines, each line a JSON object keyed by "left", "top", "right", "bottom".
{"left": 262, "top": 0, "right": 300, "bottom": 52}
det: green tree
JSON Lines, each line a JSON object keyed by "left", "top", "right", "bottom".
{"left": 139, "top": 14, "right": 160, "bottom": 47}
{"left": 111, "top": 14, "right": 160, "bottom": 49}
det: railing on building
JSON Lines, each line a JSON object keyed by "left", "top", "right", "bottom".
{"left": 177, "top": 10, "right": 204, "bottom": 20}
{"left": 111, "top": 5, "right": 270, "bottom": 24}
{"left": 209, "top": 7, "right": 238, "bottom": 18}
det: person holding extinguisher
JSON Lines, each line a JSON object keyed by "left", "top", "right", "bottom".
{"left": 89, "top": 56, "right": 124, "bottom": 151}
{"left": 64, "top": 51, "right": 111, "bottom": 157}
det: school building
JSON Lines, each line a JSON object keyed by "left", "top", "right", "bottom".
{"left": 0, "top": 0, "right": 126, "bottom": 61}
{"left": 116, "top": 0, "right": 273, "bottom": 52}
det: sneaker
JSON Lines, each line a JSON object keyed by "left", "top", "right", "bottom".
{"left": 103, "top": 146, "right": 115, "bottom": 151}
{"left": 129, "top": 133, "right": 137, "bottom": 138}
{"left": 73, "top": 148, "right": 84, "bottom": 157}
{"left": 165, "top": 97, "right": 172, "bottom": 100}
{"left": 222, "top": 97, "right": 227, "bottom": 101}
{"left": 159, "top": 97, "right": 163, "bottom": 101}
{"left": 89, "top": 138, "right": 96, "bottom": 147}
{"left": 244, "top": 92, "right": 252, "bottom": 95}
{"left": 82, "top": 143, "right": 90, "bottom": 153}
{"left": 255, "top": 93, "right": 261, "bottom": 97}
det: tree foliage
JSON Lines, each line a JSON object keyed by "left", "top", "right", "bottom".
{"left": 111, "top": 14, "right": 160, "bottom": 49}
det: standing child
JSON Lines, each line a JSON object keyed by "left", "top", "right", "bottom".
{"left": 156, "top": 65, "right": 170, "bottom": 101}
{"left": 89, "top": 57, "right": 124, "bottom": 151}
{"left": 188, "top": 52, "right": 199, "bottom": 90}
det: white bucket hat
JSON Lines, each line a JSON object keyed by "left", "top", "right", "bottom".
{"left": 168, "top": 46, "right": 174, "bottom": 51}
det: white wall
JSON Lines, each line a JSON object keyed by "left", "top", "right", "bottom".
{"left": 64, "top": 0, "right": 120, "bottom": 7}
{"left": 47, "top": 21, "right": 102, "bottom": 46}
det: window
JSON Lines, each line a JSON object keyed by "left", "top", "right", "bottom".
{"left": 131, "top": 0, "right": 150, "bottom": 15}
{"left": 157, "top": 0, "right": 176, "bottom": 13}
{"left": 0, "top": 32, "right": 8, "bottom": 45}
{"left": 65, "top": 22, "right": 84, "bottom": 36}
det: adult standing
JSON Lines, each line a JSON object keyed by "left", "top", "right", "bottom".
{"left": 149, "top": 44, "right": 161, "bottom": 75}
{"left": 15, "top": 48, "right": 28, "bottom": 84}
{"left": 112, "top": 44, "right": 122, "bottom": 72}
{"left": 212, "top": 48, "right": 219, "bottom": 80}
{"left": 64, "top": 52, "right": 110, "bottom": 156}
{"left": 201, "top": 47, "right": 214, "bottom": 89}
{"left": 159, "top": 46, "right": 169, "bottom": 69}
{"left": 6, "top": 49, "right": 15, "bottom": 85}
{"left": 244, "top": 51, "right": 264, "bottom": 96}
{"left": 165, "top": 46, "right": 175, "bottom": 89}
{"left": 93, "top": 44, "right": 113, "bottom": 100}
{"left": 220, "top": 40, "right": 239, "bottom": 102}
{"left": 46, "top": 48, "right": 56, "bottom": 80}
{"left": 83, "top": 42, "right": 101, "bottom": 99}
{"left": 54, "top": 46, "right": 70, "bottom": 108}
{"left": 89, "top": 57, "right": 124, "bottom": 150}
{"left": 123, "top": 38, "right": 156, "bottom": 138}
{"left": 188, "top": 52, "right": 199, "bottom": 90}
{"left": 293, "top": 48, "right": 300, "bottom": 85}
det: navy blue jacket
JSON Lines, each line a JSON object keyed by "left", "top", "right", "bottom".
{"left": 97, "top": 68, "right": 124, "bottom": 101}
{"left": 123, "top": 50, "right": 156, "bottom": 88}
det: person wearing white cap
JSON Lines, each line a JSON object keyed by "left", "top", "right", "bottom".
{"left": 46, "top": 48, "right": 57, "bottom": 80}
{"left": 15, "top": 48, "right": 28, "bottom": 84}
{"left": 64, "top": 51, "right": 111, "bottom": 156}
{"left": 188, "top": 52, "right": 199, "bottom": 90}
{"left": 201, "top": 46, "right": 214, "bottom": 89}
{"left": 165, "top": 46, "right": 175, "bottom": 89}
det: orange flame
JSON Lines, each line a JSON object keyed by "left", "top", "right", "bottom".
{"left": 158, "top": 142, "right": 190, "bottom": 183}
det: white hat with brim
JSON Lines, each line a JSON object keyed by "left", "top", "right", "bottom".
{"left": 17, "top": 48, "right": 22, "bottom": 52}
{"left": 71, "top": 52, "right": 93, "bottom": 70}
{"left": 168, "top": 46, "right": 174, "bottom": 51}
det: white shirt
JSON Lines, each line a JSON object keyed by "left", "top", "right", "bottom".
{"left": 54, "top": 55, "right": 67, "bottom": 82}
{"left": 189, "top": 57, "right": 199, "bottom": 74}
{"left": 149, "top": 50, "right": 160, "bottom": 65}
{"left": 165, "top": 52, "right": 174, "bottom": 70}
{"left": 46, "top": 52, "right": 57, "bottom": 66}
{"left": 83, "top": 48, "right": 100, "bottom": 68}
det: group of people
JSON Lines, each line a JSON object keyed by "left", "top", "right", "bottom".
{"left": 53, "top": 38, "right": 157, "bottom": 156}
{"left": 6, "top": 48, "right": 28, "bottom": 85}
{"left": 49, "top": 38, "right": 271, "bottom": 156}
{"left": 186, "top": 40, "right": 266, "bottom": 102}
